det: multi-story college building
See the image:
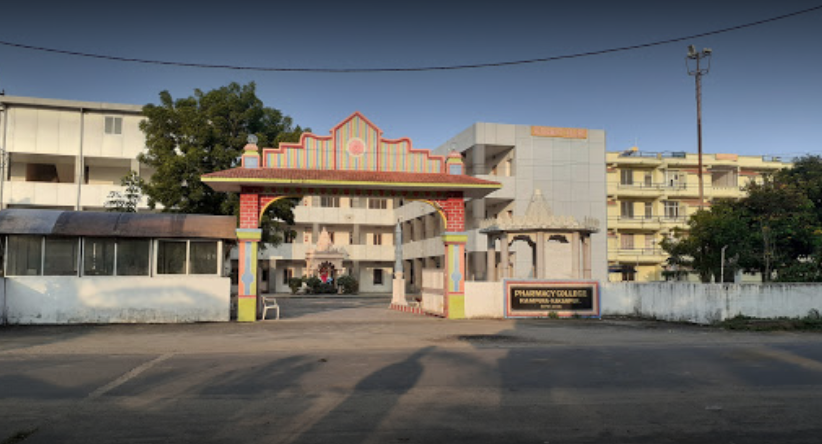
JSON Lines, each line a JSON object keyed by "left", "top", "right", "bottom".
{"left": 4, "top": 95, "right": 789, "bottom": 289}
{"left": 606, "top": 149, "right": 790, "bottom": 282}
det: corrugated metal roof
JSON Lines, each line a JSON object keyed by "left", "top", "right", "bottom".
{"left": 0, "top": 210, "right": 237, "bottom": 240}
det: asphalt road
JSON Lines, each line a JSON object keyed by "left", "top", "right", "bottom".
{"left": 2, "top": 296, "right": 822, "bottom": 444}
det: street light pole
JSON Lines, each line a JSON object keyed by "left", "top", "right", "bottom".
{"left": 720, "top": 244, "right": 728, "bottom": 284}
{"left": 686, "top": 45, "right": 712, "bottom": 210}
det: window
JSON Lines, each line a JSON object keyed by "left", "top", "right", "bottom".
{"left": 373, "top": 233, "right": 383, "bottom": 245}
{"left": 44, "top": 237, "right": 79, "bottom": 276}
{"left": 666, "top": 170, "right": 684, "bottom": 188}
{"left": 117, "top": 239, "right": 150, "bottom": 276}
{"left": 320, "top": 196, "right": 340, "bottom": 208}
{"left": 620, "top": 201, "right": 634, "bottom": 219}
{"left": 190, "top": 241, "right": 218, "bottom": 274}
{"left": 664, "top": 201, "right": 681, "bottom": 219}
{"left": 84, "top": 238, "right": 116, "bottom": 276}
{"left": 157, "top": 240, "right": 219, "bottom": 275}
{"left": 83, "top": 238, "right": 150, "bottom": 276}
{"left": 711, "top": 168, "right": 739, "bottom": 188}
{"left": 157, "top": 240, "right": 187, "bottom": 275}
{"left": 621, "top": 234, "right": 634, "bottom": 250}
{"left": 373, "top": 268, "right": 384, "bottom": 285}
{"left": 328, "top": 232, "right": 335, "bottom": 243}
{"left": 620, "top": 169, "right": 633, "bottom": 185}
{"left": 105, "top": 116, "right": 123, "bottom": 135}
{"left": 644, "top": 172, "right": 653, "bottom": 187}
{"left": 644, "top": 202, "right": 653, "bottom": 219}
{"left": 7, "top": 235, "right": 43, "bottom": 276}
{"left": 283, "top": 268, "right": 293, "bottom": 285}
{"left": 368, "top": 198, "right": 388, "bottom": 210}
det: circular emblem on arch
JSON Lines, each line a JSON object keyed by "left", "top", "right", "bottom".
{"left": 347, "top": 137, "right": 366, "bottom": 158}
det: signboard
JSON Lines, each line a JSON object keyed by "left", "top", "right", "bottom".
{"left": 504, "top": 280, "right": 600, "bottom": 318}
{"left": 530, "top": 126, "right": 588, "bottom": 139}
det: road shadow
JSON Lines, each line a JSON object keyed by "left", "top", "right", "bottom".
{"left": 285, "top": 346, "right": 434, "bottom": 444}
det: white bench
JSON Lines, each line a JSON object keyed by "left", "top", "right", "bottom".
{"left": 261, "top": 296, "right": 280, "bottom": 320}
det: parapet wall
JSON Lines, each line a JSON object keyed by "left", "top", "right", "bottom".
{"left": 465, "top": 281, "right": 822, "bottom": 324}
{"left": 602, "top": 283, "right": 822, "bottom": 324}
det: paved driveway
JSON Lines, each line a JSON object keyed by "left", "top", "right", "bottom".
{"left": 2, "top": 297, "right": 821, "bottom": 443}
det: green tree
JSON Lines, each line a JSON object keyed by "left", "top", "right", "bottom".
{"left": 662, "top": 167, "right": 822, "bottom": 283}
{"left": 105, "top": 171, "right": 143, "bottom": 213}
{"left": 742, "top": 177, "right": 820, "bottom": 281}
{"left": 774, "top": 155, "right": 822, "bottom": 225}
{"left": 138, "top": 82, "right": 306, "bottom": 245}
{"left": 661, "top": 200, "right": 751, "bottom": 283}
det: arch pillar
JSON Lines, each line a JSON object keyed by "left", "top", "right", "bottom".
{"left": 435, "top": 194, "right": 467, "bottom": 319}
{"left": 237, "top": 188, "right": 263, "bottom": 322}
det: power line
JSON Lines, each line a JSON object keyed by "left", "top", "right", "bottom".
{"left": 1, "top": 5, "right": 821, "bottom": 73}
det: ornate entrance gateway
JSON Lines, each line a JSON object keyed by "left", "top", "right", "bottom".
{"left": 203, "top": 112, "right": 500, "bottom": 322}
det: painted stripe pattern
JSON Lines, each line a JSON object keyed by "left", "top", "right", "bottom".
{"left": 261, "top": 113, "right": 445, "bottom": 174}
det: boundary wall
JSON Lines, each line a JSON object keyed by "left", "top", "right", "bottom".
{"left": 1, "top": 276, "right": 230, "bottom": 324}
{"left": 465, "top": 281, "right": 822, "bottom": 324}
{"left": 603, "top": 283, "right": 822, "bottom": 324}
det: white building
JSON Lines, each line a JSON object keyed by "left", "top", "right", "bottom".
{"left": 0, "top": 95, "right": 152, "bottom": 211}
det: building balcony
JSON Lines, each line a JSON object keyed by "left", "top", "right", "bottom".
{"left": 607, "top": 248, "right": 667, "bottom": 264}
{"left": 2, "top": 181, "right": 149, "bottom": 209}
{"left": 660, "top": 183, "right": 699, "bottom": 198}
{"left": 609, "top": 152, "right": 663, "bottom": 166}
{"left": 608, "top": 182, "right": 663, "bottom": 198}
{"left": 294, "top": 205, "right": 395, "bottom": 226}
{"left": 474, "top": 174, "right": 515, "bottom": 200}
{"left": 707, "top": 185, "right": 745, "bottom": 199}
{"left": 401, "top": 237, "right": 445, "bottom": 261}
{"left": 660, "top": 216, "right": 690, "bottom": 228}
{"left": 608, "top": 216, "right": 662, "bottom": 231}
{"left": 255, "top": 242, "right": 395, "bottom": 262}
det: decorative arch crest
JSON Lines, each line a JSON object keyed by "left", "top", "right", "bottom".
{"left": 261, "top": 112, "right": 446, "bottom": 174}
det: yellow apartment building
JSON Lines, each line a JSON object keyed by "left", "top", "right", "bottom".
{"left": 606, "top": 149, "right": 790, "bottom": 282}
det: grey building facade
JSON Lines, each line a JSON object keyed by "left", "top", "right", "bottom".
{"left": 398, "top": 122, "right": 607, "bottom": 289}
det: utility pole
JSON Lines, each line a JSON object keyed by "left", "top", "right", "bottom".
{"left": 686, "top": 45, "right": 712, "bottom": 210}
{"left": 720, "top": 245, "right": 728, "bottom": 284}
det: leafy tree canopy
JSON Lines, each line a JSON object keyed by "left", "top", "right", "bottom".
{"left": 662, "top": 155, "right": 822, "bottom": 282}
{"left": 138, "top": 82, "right": 307, "bottom": 245}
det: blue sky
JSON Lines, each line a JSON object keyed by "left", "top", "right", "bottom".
{"left": 1, "top": 1, "right": 820, "bottom": 158}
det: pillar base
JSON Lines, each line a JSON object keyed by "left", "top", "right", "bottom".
{"left": 448, "top": 294, "right": 465, "bottom": 319}
{"left": 237, "top": 297, "right": 257, "bottom": 322}
{"left": 392, "top": 274, "right": 407, "bottom": 306}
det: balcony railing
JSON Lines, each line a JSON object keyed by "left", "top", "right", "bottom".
{"left": 609, "top": 216, "right": 689, "bottom": 224}
{"left": 614, "top": 182, "right": 689, "bottom": 191}
{"left": 615, "top": 248, "right": 665, "bottom": 256}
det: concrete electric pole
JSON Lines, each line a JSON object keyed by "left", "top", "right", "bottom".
{"left": 686, "top": 45, "right": 712, "bottom": 210}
